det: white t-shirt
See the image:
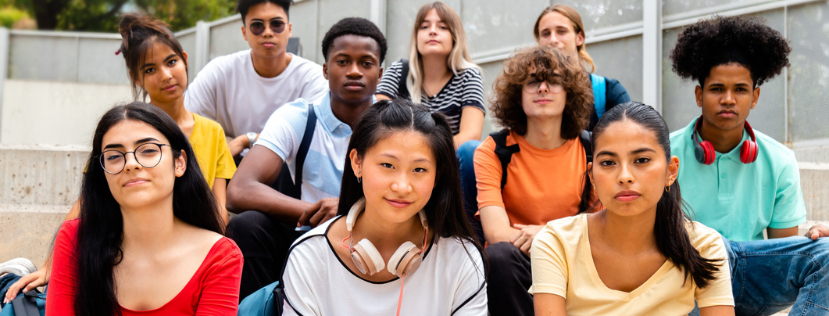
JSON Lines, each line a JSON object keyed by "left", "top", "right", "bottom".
{"left": 282, "top": 217, "right": 488, "bottom": 316}
{"left": 185, "top": 50, "right": 329, "bottom": 138}
{"left": 255, "top": 93, "right": 350, "bottom": 203}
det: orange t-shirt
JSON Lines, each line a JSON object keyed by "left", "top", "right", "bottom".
{"left": 474, "top": 131, "right": 587, "bottom": 226}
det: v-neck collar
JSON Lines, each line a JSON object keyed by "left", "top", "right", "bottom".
{"left": 579, "top": 215, "right": 673, "bottom": 300}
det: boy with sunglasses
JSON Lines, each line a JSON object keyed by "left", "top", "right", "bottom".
{"left": 225, "top": 17, "right": 386, "bottom": 300}
{"left": 669, "top": 16, "right": 829, "bottom": 315}
{"left": 185, "top": 0, "right": 328, "bottom": 158}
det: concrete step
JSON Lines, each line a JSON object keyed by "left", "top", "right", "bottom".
{"left": 0, "top": 204, "right": 68, "bottom": 264}
{"left": 0, "top": 144, "right": 88, "bottom": 206}
{"left": 794, "top": 144, "right": 829, "bottom": 163}
{"left": 799, "top": 162, "right": 829, "bottom": 222}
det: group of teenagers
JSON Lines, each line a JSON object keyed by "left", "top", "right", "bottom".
{"left": 0, "top": 0, "right": 827, "bottom": 315}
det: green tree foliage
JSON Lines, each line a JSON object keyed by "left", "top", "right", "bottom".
{"left": 0, "top": 0, "right": 236, "bottom": 32}
{"left": 136, "top": 0, "right": 236, "bottom": 31}
{"left": 0, "top": 6, "right": 30, "bottom": 28}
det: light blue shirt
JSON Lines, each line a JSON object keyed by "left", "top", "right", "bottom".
{"left": 256, "top": 93, "right": 352, "bottom": 203}
{"left": 670, "top": 118, "right": 806, "bottom": 241}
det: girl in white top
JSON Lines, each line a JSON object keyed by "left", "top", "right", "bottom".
{"left": 530, "top": 102, "right": 735, "bottom": 315}
{"left": 282, "top": 99, "right": 487, "bottom": 316}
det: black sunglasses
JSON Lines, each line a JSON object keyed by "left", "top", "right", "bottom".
{"left": 249, "top": 19, "right": 286, "bottom": 36}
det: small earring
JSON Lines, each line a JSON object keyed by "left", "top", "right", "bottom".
{"left": 357, "top": 177, "right": 362, "bottom": 183}
{"left": 665, "top": 184, "right": 671, "bottom": 193}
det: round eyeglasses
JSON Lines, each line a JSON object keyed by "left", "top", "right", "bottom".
{"left": 249, "top": 19, "right": 286, "bottom": 36}
{"left": 99, "top": 143, "right": 170, "bottom": 175}
{"left": 523, "top": 78, "right": 564, "bottom": 94}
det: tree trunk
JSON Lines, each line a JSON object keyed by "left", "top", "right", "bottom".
{"left": 31, "top": 0, "right": 67, "bottom": 30}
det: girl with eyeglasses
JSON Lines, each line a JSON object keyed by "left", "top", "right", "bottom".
{"left": 46, "top": 102, "right": 243, "bottom": 315}
{"left": 530, "top": 102, "right": 734, "bottom": 315}
{"left": 2, "top": 13, "right": 237, "bottom": 303}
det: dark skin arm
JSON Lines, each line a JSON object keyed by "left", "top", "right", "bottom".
{"left": 767, "top": 227, "right": 799, "bottom": 239}
{"left": 226, "top": 145, "right": 338, "bottom": 226}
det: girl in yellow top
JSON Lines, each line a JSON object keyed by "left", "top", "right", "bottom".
{"left": 116, "top": 14, "right": 236, "bottom": 220}
{"left": 530, "top": 102, "right": 734, "bottom": 315}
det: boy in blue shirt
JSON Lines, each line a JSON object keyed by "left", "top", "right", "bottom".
{"left": 669, "top": 15, "right": 829, "bottom": 315}
{"left": 225, "top": 17, "right": 386, "bottom": 300}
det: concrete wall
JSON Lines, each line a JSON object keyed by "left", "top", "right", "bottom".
{"left": 1, "top": 80, "right": 132, "bottom": 146}
{"left": 0, "top": 204, "right": 67, "bottom": 265}
{"left": 800, "top": 162, "right": 829, "bottom": 222}
{"left": 0, "top": 144, "right": 88, "bottom": 205}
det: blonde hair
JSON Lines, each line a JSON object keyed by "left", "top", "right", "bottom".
{"left": 533, "top": 4, "right": 596, "bottom": 73}
{"left": 407, "top": 2, "right": 479, "bottom": 102}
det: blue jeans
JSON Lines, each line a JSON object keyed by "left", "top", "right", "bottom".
{"left": 0, "top": 273, "right": 21, "bottom": 308}
{"left": 693, "top": 237, "right": 829, "bottom": 316}
{"left": 457, "top": 140, "right": 485, "bottom": 245}
{"left": 727, "top": 236, "right": 829, "bottom": 316}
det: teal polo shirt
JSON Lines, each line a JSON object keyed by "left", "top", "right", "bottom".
{"left": 670, "top": 118, "right": 806, "bottom": 241}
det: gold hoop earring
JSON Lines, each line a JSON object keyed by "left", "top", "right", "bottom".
{"left": 665, "top": 185, "right": 671, "bottom": 193}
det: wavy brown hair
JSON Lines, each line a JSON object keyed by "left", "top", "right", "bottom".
{"left": 490, "top": 46, "right": 592, "bottom": 138}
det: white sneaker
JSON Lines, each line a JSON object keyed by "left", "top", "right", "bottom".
{"left": 0, "top": 258, "right": 37, "bottom": 277}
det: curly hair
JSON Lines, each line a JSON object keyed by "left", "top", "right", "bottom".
{"left": 490, "top": 46, "right": 592, "bottom": 138}
{"left": 670, "top": 15, "right": 791, "bottom": 87}
{"left": 322, "top": 17, "right": 387, "bottom": 63}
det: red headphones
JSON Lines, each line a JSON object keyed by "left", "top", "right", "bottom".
{"left": 692, "top": 116, "right": 758, "bottom": 165}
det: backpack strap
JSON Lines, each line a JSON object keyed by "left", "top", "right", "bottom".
{"left": 397, "top": 59, "right": 411, "bottom": 100}
{"left": 490, "top": 129, "right": 520, "bottom": 190}
{"left": 579, "top": 130, "right": 593, "bottom": 164}
{"left": 590, "top": 73, "right": 607, "bottom": 120}
{"left": 293, "top": 103, "right": 317, "bottom": 198}
{"left": 273, "top": 229, "right": 328, "bottom": 315}
{"left": 11, "top": 291, "right": 41, "bottom": 316}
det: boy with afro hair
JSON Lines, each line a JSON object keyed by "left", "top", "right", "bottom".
{"left": 670, "top": 15, "right": 829, "bottom": 315}
{"left": 225, "top": 17, "right": 386, "bottom": 300}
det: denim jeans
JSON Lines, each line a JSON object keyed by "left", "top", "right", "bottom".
{"left": 692, "top": 237, "right": 829, "bottom": 316}
{"left": 727, "top": 236, "right": 829, "bottom": 316}
{"left": 457, "top": 140, "right": 485, "bottom": 245}
{"left": 0, "top": 273, "right": 21, "bottom": 308}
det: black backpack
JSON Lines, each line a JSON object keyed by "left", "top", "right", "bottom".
{"left": 270, "top": 104, "right": 317, "bottom": 199}
{"left": 490, "top": 129, "right": 592, "bottom": 190}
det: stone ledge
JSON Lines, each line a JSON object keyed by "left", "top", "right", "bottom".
{"left": 0, "top": 205, "right": 68, "bottom": 264}
{"left": 0, "top": 147, "right": 88, "bottom": 205}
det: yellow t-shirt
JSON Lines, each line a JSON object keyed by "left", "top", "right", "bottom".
{"left": 189, "top": 113, "right": 236, "bottom": 188}
{"left": 530, "top": 214, "right": 733, "bottom": 315}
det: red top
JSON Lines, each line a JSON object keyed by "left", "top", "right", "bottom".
{"left": 46, "top": 219, "right": 243, "bottom": 316}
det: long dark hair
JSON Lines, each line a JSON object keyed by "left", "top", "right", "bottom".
{"left": 582, "top": 101, "right": 721, "bottom": 288}
{"left": 338, "top": 99, "right": 480, "bottom": 247}
{"left": 118, "top": 13, "right": 188, "bottom": 101}
{"left": 75, "top": 102, "right": 222, "bottom": 316}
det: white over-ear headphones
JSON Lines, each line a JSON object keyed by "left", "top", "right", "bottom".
{"left": 344, "top": 198, "right": 428, "bottom": 277}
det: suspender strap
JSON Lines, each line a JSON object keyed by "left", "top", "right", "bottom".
{"left": 590, "top": 73, "right": 607, "bottom": 120}
{"left": 294, "top": 104, "right": 317, "bottom": 198}
{"left": 579, "top": 130, "right": 593, "bottom": 164}
{"left": 490, "top": 129, "right": 520, "bottom": 190}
